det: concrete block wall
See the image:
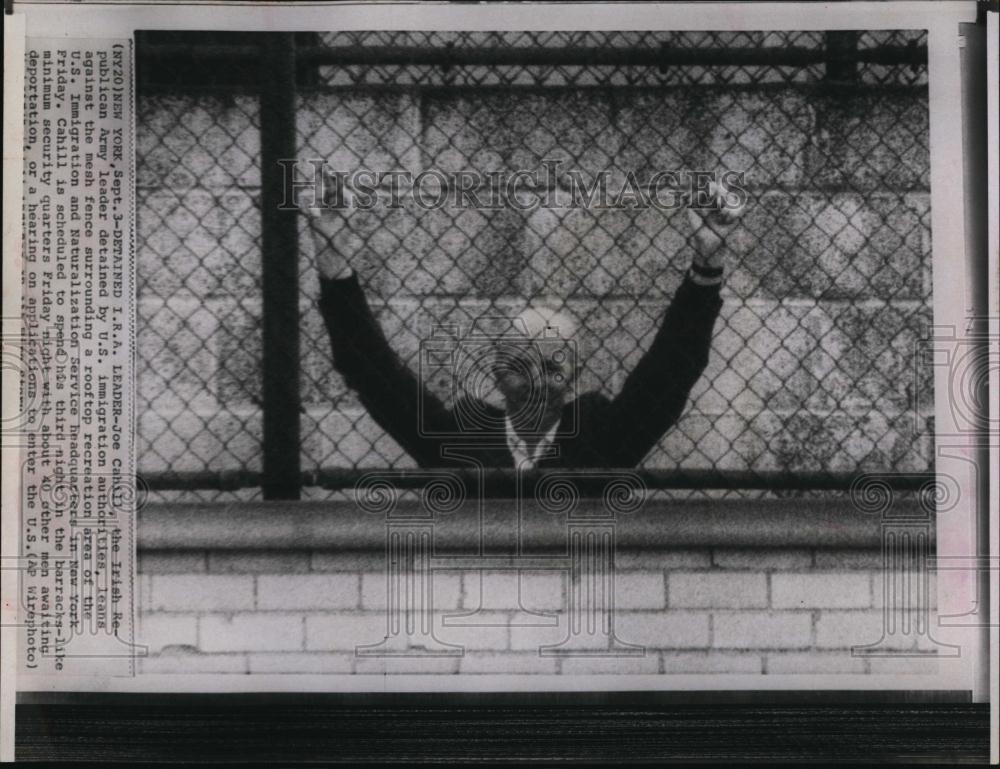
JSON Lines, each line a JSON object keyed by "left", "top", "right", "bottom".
{"left": 136, "top": 58, "right": 932, "bottom": 476}
{"left": 135, "top": 542, "right": 938, "bottom": 676}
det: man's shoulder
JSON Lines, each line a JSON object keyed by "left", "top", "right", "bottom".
{"left": 445, "top": 393, "right": 611, "bottom": 436}
{"left": 451, "top": 396, "right": 506, "bottom": 434}
{"left": 563, "top": 391, "right": 612, "bottom": 424}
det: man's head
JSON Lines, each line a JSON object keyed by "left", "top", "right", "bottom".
{"left": 491, "top": 302, "right": 579, "bottom": 433}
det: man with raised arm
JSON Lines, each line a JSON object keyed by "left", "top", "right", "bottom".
{"left": 305, "top": 179, "right": 744, "bottom": 469}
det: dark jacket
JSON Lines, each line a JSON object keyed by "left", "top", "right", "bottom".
{"left": 319, "top": 274, "right": 722, "bottom": 467}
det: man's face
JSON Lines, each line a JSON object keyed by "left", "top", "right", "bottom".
{"left": 491, "top": 340, "right": 575, "bottom": 420}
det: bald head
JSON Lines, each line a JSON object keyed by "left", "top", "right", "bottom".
{"left": 512, "top": 302, "right": 578, "bottom": 341}
{"left": 489, "top": 302, "right": 579, "bottom": 432}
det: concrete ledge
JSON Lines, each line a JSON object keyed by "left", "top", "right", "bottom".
{"left": 138, "top": 497, "right": 924, "bottom": 551}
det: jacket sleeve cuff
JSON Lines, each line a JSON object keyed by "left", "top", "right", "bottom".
{"left": 320, "top": 272, "right": 362, "bottom": 301}
{"left": 681, "top": 270, "right": 724, "bottom": 293}
{"left": 686, "top": 266, "right": 724, "bottom": 287}
{"left": 318, "top": 272, "right": 371, "bottom": 329}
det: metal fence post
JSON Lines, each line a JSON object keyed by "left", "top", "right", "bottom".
{"left": 825, "top": 31, "right": 859, "bottom": 81}
{"left": 134, "top": 32, "right": 931, "bottom": 495}
{"left": 260, "top": 33, "right": 301, "bottom": 499}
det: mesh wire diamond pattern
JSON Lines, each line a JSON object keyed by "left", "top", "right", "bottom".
{"left": 135, "top": 30, "right": 932, "bottom": 498}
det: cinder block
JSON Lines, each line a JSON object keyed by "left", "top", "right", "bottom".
{"left": 137, "top": 408, "right": 262, "bottom": 475}
{"left": 872, "top": 572, "right": 936, "bottom": 610}
{"left": 305, "top": 613, "right": 390, "bottom": 651}
{"left": 464, "top": 571, "right": 564, "bottom": 612}
{"left": 703, "top": 90, "right": 814, "bottom": 189}
{"left": 656, "top": 412, "right": 784, "bottom": 472}
{"left": 310, "top": 551, "right": 385, "bottom": 572}
{"left": 138, "top": 551, "right": 208, "bottom": 575}
{"left": 814, "top": 550, "right": 884, "bottom": 570}
{"left": 136, "top": 411, "right": 187, "bottom": 475}
{"left": 723, "top": 191, "right": 929, "bottom": 302}
{"left": 713, "top": 611, "right": 813, "bottom": 649}
{"left": 376, "top": 202, "right": 529, "bottom": 300}
{"left": 515, "top": 621, "right": 636, "bottom": 654}
{"left": 613, "top": 91, "right": 699, "bottom": 186}
{"left": 519, "top": 206, "right": 687, "bottom": 300}
{"left": 214, "top": 300, "right": 263, "bottom": 406}
{"left": 137, "top": 189, "right": 261, "bottom": 300}
{"left": 200, "top": 613, "right": 305, "bottom": 652}
{"left": 866, "top": 655, "right": 942, "bottom": 675}
{"left": 765, "top": 651, "right": 866, "bottom": 674}
{"left": 697, "top": 299, "right": 838, "bottom": 417}
{"left": 422, "top": 90, "right": 615, "bottom": 188}
{"left": 207, "top": 551, "right": 312, "bottom": 574}
{"left": 616, "top": 550, "right": 712, "bottom": 570}
{"left": 437, "top": 612, "right": 511, "bottom": 652}
{"left": 299, "top": 91, "right": 422, "bottom": 177}
{"left": 139, "top": 649, "right": 248, "bottom": 674}
{"left": 815, "top": 610, "right": 927, "bottom": 650}
{"left": 807, "top": 92, "right": 929, "bottom": 191}
{"left": 566, "top": 297, "right": 671, "bottom": 399}
{"left": 508, "top": 617, "right": 569, "bottom": 652}
{"left": 300, "top": 401, "right": 414, "bottom": 469}
{"left": 149, "top": 575, "right": 254, "bottom": 612}
{"left": 770, "top": 412, "right": 929, "bottom": 475}
{"left": 459, "top": 652, "right": 558, "bottom": 674}
{"left": 614, "top": 611, "right": 711, "bottom": 649}
{"left": 136, "top": 94, "right": 259, "bottom": 190}
{"left": 187, "top": 96, "right": 260, "bottom": 188}
{"left": 813, "top": 301, "right": 931, "bottom": 413}
{"left": 615, "top": 572, "right": 666, "bottom": 609}
{"left": 712, "top": 549, "right": 813, "bottom": 570}
{"left": 771, "top": 573, "right": 871, "bottom": 609}
{"left": 559, "top": 654, "right": 661, "bottom": 675}
{"left": 299, "top": 410, "right": 393, "bottom": 469}
{"left": 669, "top": 572, "right": 768, "bottom": 609}
{"left": 353, "top": 656, "right": 461, "bottom": 675}
{"left": 203, "top": 409, "right": 264, "bottom": 472}
{"left": 660, "top": 651, "right": 763, "bottom": 674}
{"left": 360, "top": 571, "right": 462, "bottom": 611}
{"left": 247, "top": 652, "right": 354, "bottom": 674}
{"left": 136, "top": 296, "right": 219, "bottom": 412}
{"left": 299, "top": 305, "right": 352, "bottom": 408}
{"left": 257, "top": 575, "right": 360, "bottom": 610}
{"left": 136, "top": 612, "right": 198, "bottom": 654}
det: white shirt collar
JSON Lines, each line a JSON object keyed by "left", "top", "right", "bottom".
{"left": 505, "top": 416, "right": 560, "bottom": 469}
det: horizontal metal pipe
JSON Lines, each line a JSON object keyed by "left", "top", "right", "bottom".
{"left": 297, "top": 44, "right": 927, "bottom": 68}
{"left": 138, "top": 496, "right": 923, "bottom": 551}
{"left": 140, "top": 468, "right": 935, "bottom": 493}
{"left": 136, "top": 43, "right": 926, "bottom": 69}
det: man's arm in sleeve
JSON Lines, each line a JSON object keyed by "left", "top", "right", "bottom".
{"left": 304, "top": 183, "right": 453, "bottom": 467}
{"left": 603, "top": 271, "right": 723, "bottom": 465}
{"left": 601, "top": 179, "right": 744, "bottom": 465}
{"left": 318, "top": 274, "right": 454, "bottom": 466}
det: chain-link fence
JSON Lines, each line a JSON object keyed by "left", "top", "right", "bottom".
{"left": 135, "top": 30, "right": 932, "bottom": 500}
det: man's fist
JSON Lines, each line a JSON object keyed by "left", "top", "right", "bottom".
{"left": 304, "top": 206, "right": 354, "bottom": 280}
{"left": 687, "top": 179, "right": 746, "bottom": 271}
{"left": 302, "top": 170, "right": 354, "bottom": 281}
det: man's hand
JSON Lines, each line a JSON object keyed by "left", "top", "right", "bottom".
{"left": 686, "top": 180, "right": 745, "bottom": 272}
{"left": 302, "top": 170, "right": 354, "bottom": 281}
